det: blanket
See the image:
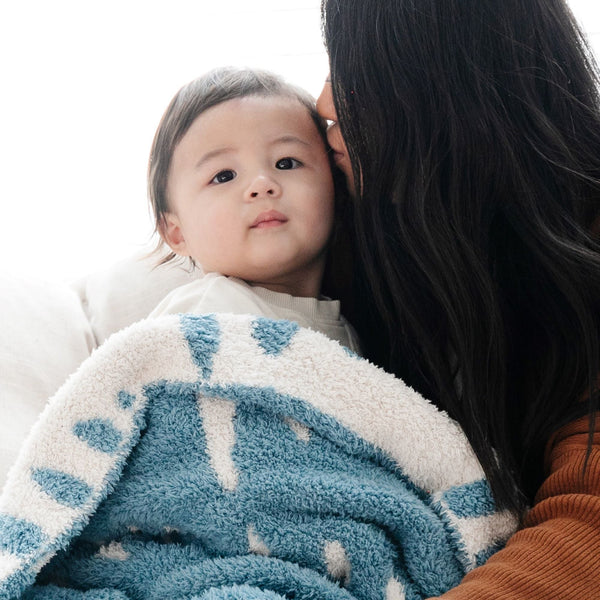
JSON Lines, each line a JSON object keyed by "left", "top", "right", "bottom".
{"left": 0, "top": 314, "right": 518, "bottom": 600}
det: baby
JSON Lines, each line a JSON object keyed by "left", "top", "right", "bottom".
{"left": 148, "top": 67, "right": 359, "bottom": 354}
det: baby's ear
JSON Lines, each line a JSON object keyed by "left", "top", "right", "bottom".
{"left": 160, "top": 213, "right": 189, "bottom": 256}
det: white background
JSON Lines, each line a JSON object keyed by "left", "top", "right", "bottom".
{"left": 1, "top": 1, "right": 599, "bottom": 282}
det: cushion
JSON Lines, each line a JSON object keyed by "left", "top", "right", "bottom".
{"left": 0, "top": 248, "right": 202, "bottom": 489}
{"left": 73, "top": 248, "right": 202, "bottom": 345}
{"left": 0, "top": 275, "right": 94, "bottom": 486}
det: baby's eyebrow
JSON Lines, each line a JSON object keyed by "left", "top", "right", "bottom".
{"left": 194, "top": 147, "right": 234, "bottom": 169}
{"left": 272, "top": 135, "right": 311, "bottom": 147}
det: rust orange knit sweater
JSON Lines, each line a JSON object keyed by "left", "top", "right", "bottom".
{"left": 432, "top": 414, "right": 600, "bottom": 599}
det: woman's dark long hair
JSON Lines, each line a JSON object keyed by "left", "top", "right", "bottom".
{"left": 322, "top": 0, "right": 600, "bottom": 512}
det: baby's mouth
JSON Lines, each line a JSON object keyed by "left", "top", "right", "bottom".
{"left": 251, "top": 210, "right": 288, "bottom": 228}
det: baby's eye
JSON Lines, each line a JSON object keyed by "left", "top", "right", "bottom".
{"left": 211, "top": 170, "right": 236, "bottom": 184}
{"left": 275, "top": 157, "right": 302, "bottom": 170}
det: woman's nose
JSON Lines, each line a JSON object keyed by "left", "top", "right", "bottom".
{"left": 316, "top": 78, "right": 337, "bottom": 122}
{"left": 244, "top": 174, "right": 282, "bottom": 202}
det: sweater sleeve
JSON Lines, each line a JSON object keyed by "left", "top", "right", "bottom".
{"left": 430, "top": 413, "right": 600, "bottom": 599}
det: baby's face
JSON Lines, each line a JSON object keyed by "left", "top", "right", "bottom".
{"left": 163, "top": 95, "right": 335, "bottom": 297}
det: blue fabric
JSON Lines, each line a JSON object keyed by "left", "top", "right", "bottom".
{"left": 0, "top": 314, "right": 517, "bottom": 600}
{"left": 29, "top": 469, "right": 93, "bottom": 509}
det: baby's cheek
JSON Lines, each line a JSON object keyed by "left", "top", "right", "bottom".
{"left": 313, "top": 215, "right": 336, "bottom": 250}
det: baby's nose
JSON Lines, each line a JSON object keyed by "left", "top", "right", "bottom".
{"left": 245, "top": 175, "right": 282, "bottom": 201}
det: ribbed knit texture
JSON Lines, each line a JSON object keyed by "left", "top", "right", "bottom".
{"left": 148, "top": 273, "right": 362, "bottom": 354}
{"left": 432, "top": 415, "right": 600, "bottom": 599}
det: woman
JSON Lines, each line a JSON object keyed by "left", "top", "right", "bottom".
{"left": 317, "top": 0, "right": 600, "bottom": 598}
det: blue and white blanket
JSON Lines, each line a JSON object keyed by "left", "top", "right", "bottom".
{"left": 0, "top": 314, "right": 517, "bottom": 600}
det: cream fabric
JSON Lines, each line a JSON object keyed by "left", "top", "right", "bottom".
{"left": 150, "top": 273, "right": 361, "bottom": 354}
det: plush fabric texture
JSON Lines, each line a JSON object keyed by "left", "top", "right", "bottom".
{"left": 0, "top": 314, "right": 517, "bottom": 600}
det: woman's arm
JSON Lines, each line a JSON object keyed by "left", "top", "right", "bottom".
{"left": 431, "top": 413, "right": 600, "bottom": 599}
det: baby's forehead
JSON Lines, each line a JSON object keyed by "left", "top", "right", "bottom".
{"left": 187, "top": 95, "right": 324, "bottom": 148}
{"left": 212, "top": 93, "right": 315, "bottom": 123}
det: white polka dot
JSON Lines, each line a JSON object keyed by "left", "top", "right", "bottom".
{"left": 97, "top": 541, "right": 129, "bottom": 561}
{"left": 324, "top": 540, "right": 351, "bottom": 585}
{"left": 247, "top": 524, "right": 270, "bottom": 556}
{"left": 385, "top": 577, "right": 406, "bottom": 600}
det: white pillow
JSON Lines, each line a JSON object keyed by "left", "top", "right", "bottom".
{"left": 0, "top": 249, "right": 201, "bottom": 490}
{"left": 74, "top": 248, "right": 202, "bottom": 345}
{"left": 0, "top": 274, "right": 95, "bottom": 488}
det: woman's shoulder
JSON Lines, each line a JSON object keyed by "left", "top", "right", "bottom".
{"left": 536, "top": 412, "right": 600, "bottom": 499}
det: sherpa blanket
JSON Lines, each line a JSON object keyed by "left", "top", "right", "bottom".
{"left": 0, "top": 314, "right": 518, "bottom": 600}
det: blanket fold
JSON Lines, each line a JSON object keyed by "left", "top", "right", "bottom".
{"left": 0, "top": 314, "right": 517, "bottom": 600}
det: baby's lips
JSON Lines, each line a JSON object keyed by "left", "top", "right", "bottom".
{"left": 251, "top": 210, "right": 288, "bottom": 227}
